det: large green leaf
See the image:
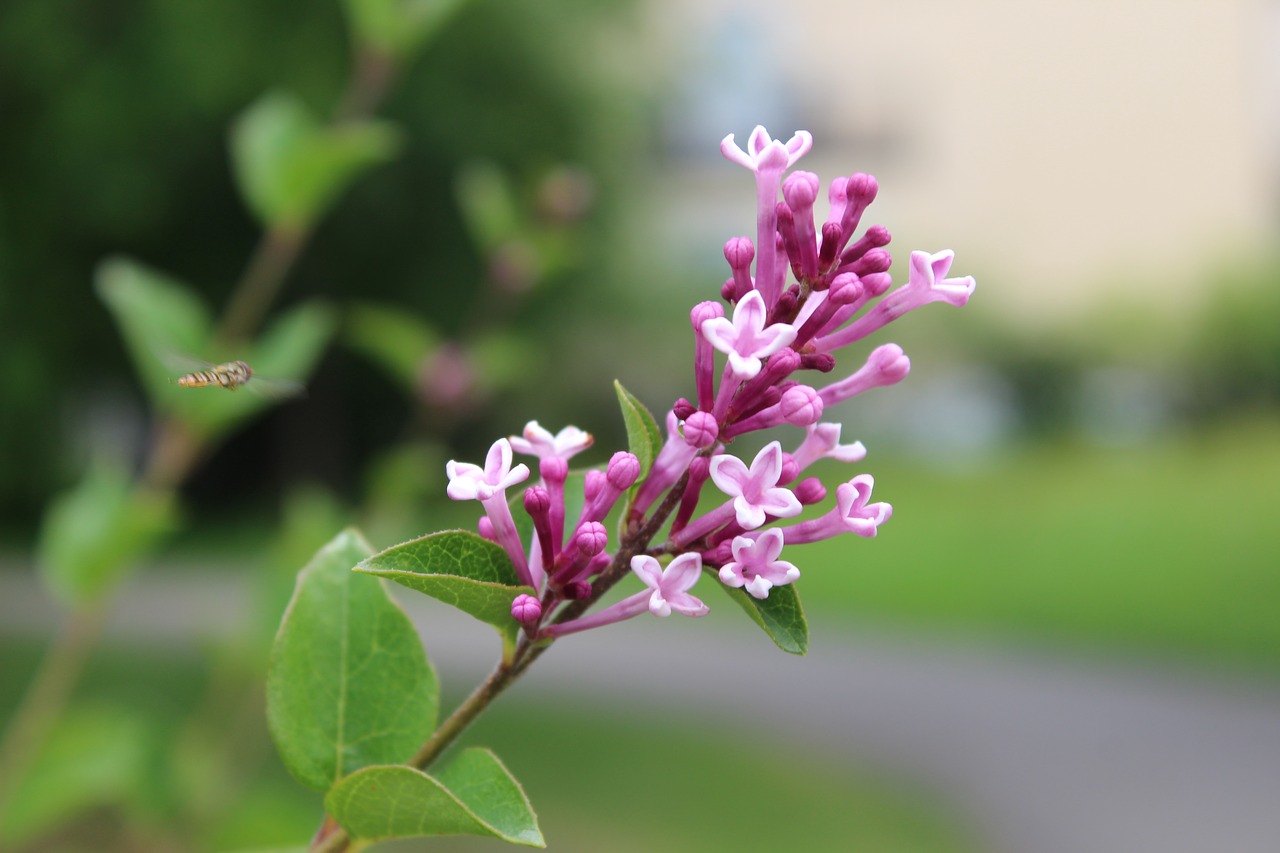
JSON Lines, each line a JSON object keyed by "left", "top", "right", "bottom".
{"left": 37, "top": 460, "right": 176, "bottom": 606}
{"left": 717, "top": 580, "right": 809, "bottom": 655}
{"left": 339, "top": 0, "right": 472, "bottom": 60}
{"left": 231, "top": 91, "right": 400, "bottom": 229}
{"left": 324, "top": 749, "right": 543, "bottom": 846}
{"left": 356, "top": 530, "right": 530, "bottom": 651}
{"left": 267, "top": 530, "right": 438, "bottom": 791}
{"left": 613, "top": 379, "right": 662, "bottom": 480}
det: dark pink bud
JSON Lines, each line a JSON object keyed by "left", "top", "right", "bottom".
{"left": 846, "top": 173, "right": 879, "bottom": 206}
{"left": 850, "top": 248, "right": 892, "bottom": 276}
{"left": 702, "top": 541, "right": 733, "bottom": 566}
{"left": 673, "top": 397, "right": 697, "bottom": 420}
{"left": 780, "top": 385, "right": 823, "bottom": 427}
{"left": 523, "top": 485, "right": 551, "bottom": 514}
{"left": 841, "top": 225, "right": 892, "bottom": 264}
{"left": 861, "top": 272, "right": 893, "bottom": 297}
{"left": 511, "top": 593, "right": 542, "bottom": 626}
{"left": 540, "top": 456, "right": 568, "bottom": 483}
{"left": 564, "top": 580, "right": 592, "bottom": 600}
{"left": 817, "top": 221, "right": 843, "bottom": 271}
{"left": 582, "top": 470, "right": 606, "bottom": 502}
{"left": 723, "top": 236, "right": 755, "bottom": 270}
{"left": 478, "top": 517, "right": 496, "bottom": 541}
{"left": 574, "top": 521, "right": 608, "bottom": 557}
{"left": 691, "top": 300, "right": 724, "bottom": 331}
{"left": 782, "top": 171, "right": 819, "bottom": 209}
{"left": 683, "top": 411, "right": 719, "bottom": 448}
{"left": 606, "top": 452, "right": 641, "bottom": 490}
{"left": 770, "top": 286, "right": 800, "bottom": 326}
{"left": 800, "top": 353, "right": 836, "bottom": 372}
{"left": 794, "top": 477, "right": 827, "bottom": 505}
{"left": 721, "top": 279, "right": 738, "bottom": 301}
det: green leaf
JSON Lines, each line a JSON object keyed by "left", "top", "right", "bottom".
{"left": 717, "top": 581, "right": 809, "bottom": 655}
{"left": 0, "top": 706, "right": 151, "bottom": 847}
{"left": 95, "top": 256, "right": 213, "bottom": 405}
{"left": 324, "top": 749, "right": 543, "bottom": 846}
{"left": 613, "top": 379, "right": 662, "bottom": 480}
{"left": 356, "top": 530, "right": 530, "bottom": 651}
{"left": 38, "top": 460, "right": 176, "bottom": 606}
{"left": 339, "top": 0, "right": 472, "bottom": 60}
{"left": 345, "top": 301, "right": 440, "bottom": 388}
{"left": 231, "top": 91, "right": 400, "bottom": 229}
{"left": 95, "top": 257, "right": 335, "bottom": 438}
{"left": 267, "top": 529, "right": 439, "bottom": 791}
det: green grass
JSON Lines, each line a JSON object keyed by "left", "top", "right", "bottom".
{"left": 792, "top": 416, "right": 1280, "bottom": 666}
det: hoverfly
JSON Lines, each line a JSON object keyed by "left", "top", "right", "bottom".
{"left": 168, "top": 355, "right": 305, "bottom": 399}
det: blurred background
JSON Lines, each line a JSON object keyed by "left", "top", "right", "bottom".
{"left": 1, "top": 0, "right": 1278, "bottom": 851}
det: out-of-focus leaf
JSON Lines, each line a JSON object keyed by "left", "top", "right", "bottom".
{"left": 95, "top": 256, "right": 212, "bottom": 405}
{"left": 231, "top": 91, "right": 400, "bottom": 229}
{"left": 356, "top": 530, "right": 529, "bottom": 652}
{"left": 324, "top": 749, "right": 543, "bottom": 846}
{"left": 267, "top": 530, "right": 438, "bottom": 791}
{"left": 95, "top": 258, "right": 335, "bottom": 438}
{"left": 339, "top": 0, "right": 472, "bottom": 61}
{"left": 0, "top": 706, "right": 151, "bottom": 847}
{"left": 345, "top": 301, "right": 440, "bottom": 388}
{"left": 717, "top": 581, "right": 809, "bottom": 655}
{"left": 455, "top": 161, "right": 520, "bottom": 253}
{"left": 38, "top": 461, "right": 176, "bottom": 606}
{"left": 613, "top": 380, "right": 662, "bottom": 480}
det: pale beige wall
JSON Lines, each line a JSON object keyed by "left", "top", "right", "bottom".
{"left": 643, "top": 0, "right": 1278, "bottom": 323}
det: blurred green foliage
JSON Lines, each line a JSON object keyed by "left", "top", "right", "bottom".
{"left": 0, "top": 0, "right": 652, "bottom": 536}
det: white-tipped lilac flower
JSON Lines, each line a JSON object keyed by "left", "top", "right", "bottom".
{"left": 509, "top": 421, "right": 594, "bottom": 461}
{"left": 719, "top": 529, "right": 799, "bottom": 600}
{"left": 792, "top": 422, "right": 868, "bottom": 472}
{"left": 773, "top": 475, "right": 893, "bottom": 544}
{"left": 708, "top": 440, "right": 802, "bottom": 530}
{"left": 720, "top": 126, "right": 813, "bottom": 173}
{"left": 701, "top": 290, "right": 797, "bottom": 381}
{"left": 446, "top": 438, "right": 530, "bottom": 501}
{"left": 541, "top": 553, "right": 709, "bottom": 638}
{"left": 816, "top": 250, "right": 976, "bottom": 352}
{"left": 446, "top": 438, "right": 535, "bottom": 587}
{"left": 721, "top": 126, "right": 814, "bottom": 309}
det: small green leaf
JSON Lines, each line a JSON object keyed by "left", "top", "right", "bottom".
{"left": 339, "top": 0, "right": 472, "bottom": 60}
{"left": 96, "top": 258, "right": 335, "bottom": 438}
{"left": 267, "top": 529, "right": 438, "bottom": 791}
{"left": 231, "top": 91, "right": 400, "bottom": 229}
{"left": 718, "top": 581, "right": 809, "bottom": 655}
{"left": 613, "top": 379, "right": 662, "bottom": 480}
{"left": 455, "top": 161, "right": 520, "bottom": 252}
{"left": 37, "top": 461, "right": 176, "bottom": 606}
{"left": 356, "top": 530, "right": 530, "bottom": 649}
{"left": 324, "top": 749, "right": 543, "bottom": 846}
{"left": 345, "top": 301, "right": 440, "bottom": 388}
{"left": 0, "top": 706, "right": 151, "bottom": 847}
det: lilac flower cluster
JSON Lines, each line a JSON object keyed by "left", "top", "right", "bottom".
{"left": 446, "top": 126, "right": 974, "bottom": 639}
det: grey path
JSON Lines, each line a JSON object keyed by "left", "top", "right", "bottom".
{"left": 3, "top": 568, "right": 1280, "bottom": 853}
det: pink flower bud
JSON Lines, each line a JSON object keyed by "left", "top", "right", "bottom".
{"left": 779, "top": 453, "right": 800, "bottom": 485}
{"left": 523, "top": 485, "right": 550, "bottom": 514}
{"left": 477, "top": 516, "right": 496, "bottom": 541}
{"left": 583, "top": 470, "right": 606, "bottom": 502}
{"left": 794, "top": 476, "right": 827, "bottom": 505}
{"left": 691, "top": 300, "right": 725, "bottom": 331}
{"left": 511, "top": 593, "right": 542, "bottom": 626}
{"left": 780, "top": 384, "right": 824, "bottom": 426}
{"left": 673, "top": 397, "right": 697, "bottom": 420}
{"left": 540, "top": 456, "right": 568, "bottom": 483}
{"left": 574, "top": 521, "right": 609, "bottom": 557}
{"left": 683, "top": 411, "right": 719, "bottom": 449}
{"left": 564, "top": 580, "right": 592, "bottom": 600}
{"left": 606, "top": 452, "right": 641, "bottom": 490}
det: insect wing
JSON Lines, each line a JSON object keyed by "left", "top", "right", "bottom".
{"left": 245, "top": 375, "right": 307, "bottom": 400}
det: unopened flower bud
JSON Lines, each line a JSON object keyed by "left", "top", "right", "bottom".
{"left": 606, "top": 452, "right": 641, "bottom": 490}
{"left": 583, "top": 470, "right": 606, "bottom": 502}
{"left": 794, "top": 477, "right": 827, "bottom": 505}
{"left": 673, "top": 397, "right": 697, "bottom": 420}
{"left": 540, "top": 456, "right": 568, "bottom": 483}
{"left": 817, "top": 221, "right": 844, "bottom": 271}
{"left": 780, "top": 385, "right": 824, "bottom": 426}
{"left": 511, "top": 593, "right": 542, "bottom": 626}
{"left": 478, "top": 516, "right": 496, "bottom": 541}
{"left": 691, "top": 301, "right": 724, "bottom": 332}
{"left": 574, "top": 521, "right": 609, "bottom": 557}
{"left": 779, "top": 453, "right": 801, "bottom": 485}
{"left": 523, "top": 485, "right": 550, "bottom": 514}
{"left": 563, "top": 580, "right": 592, "bottom": 600}
{"left": 800, "top": 353, "right": 836, "bottom": 372}
{"left": 683, "top": 411, "right": 719, "bottom": 448}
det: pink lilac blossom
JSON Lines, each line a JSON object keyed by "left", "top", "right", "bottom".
{"left": 445, "top": 126, "right": 973, "bottom": 642}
